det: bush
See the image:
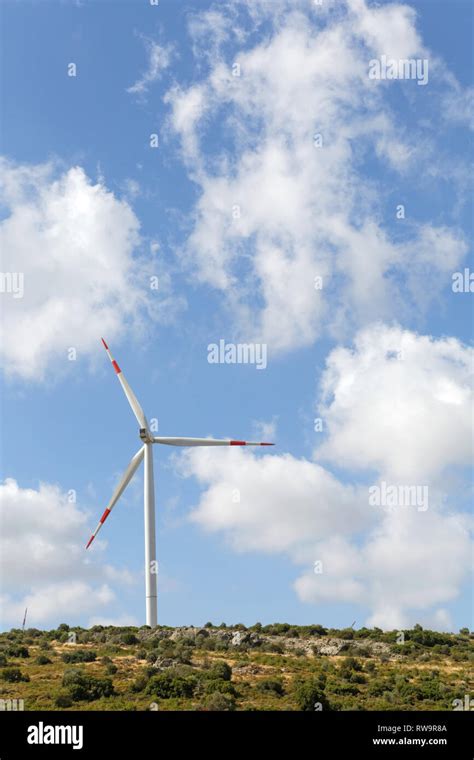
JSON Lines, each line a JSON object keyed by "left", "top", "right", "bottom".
{"left": 174, "top": 644, "right": 193, "bottom": 664}
{"left": 146, "top": 672, "right": 197, "bottom": 699}
{"left": 1, "top": 667, "right": 30, "bottom": 683}
{"left": 264, "top": 642, "right": 284, "bottom": 654}
{"left": 341, "top": 657, "right": 363, "bottom": 672}
{"left": 121, "top": 633, "right": 138, "bottom": 645}
{"left": 208, "top": 661, "right": 232, "bottom": 682}
{"left": 203, "top": 692, "right": 236, "bottom": 711}
{"left": 105, "top": 663, "right": 118, "bottom": 675}
{"left": 131, "top": 676, "right": 148, "bottom": 693}
{"left": 0, "top": 654, "right": 8, "bottom": 667}
{"left": 6, "top": 645, "right": 29, "bottom": 658}
{"left": 54, "top": 692, "right": 73, "bottom": 708}
{"left": 136, "top": 649, "right": 147, "bottom": 660}
{"left": 62, "top": 669, "right": 114, "bottom": 702}
{"left": 202, "top": 678, "right": 236, "bottom": 696}
{"left": 62, "top": 649, "right": 97, "bottom": 664}
{"left": 293, "top": 677, "right": 330, "bottom": 711}
{"left": 256, "top": 679, "right": 284, "bottom": 696}
{"left": 35, "top": 655, "right": 52, "bottom": 665}
{"left": 339, "top": 629, "right": 355, "bottom": 640}
{"left": 309, "top": 625, "right": 327, "bottom": 636}
{"left": 331, "top": 682, "right": 361, "bottom": 696}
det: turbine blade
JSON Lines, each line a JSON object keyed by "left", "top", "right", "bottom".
{"left": 85, "top": 446, "right": 145, "bottom": 549}
{"left": 153, "top": 437, "right": 274, "bottom": 447}
{"left": 101, "top": 338, "right": 147, "bottom": 429}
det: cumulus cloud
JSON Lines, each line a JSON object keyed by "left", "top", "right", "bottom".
{"left": 177, "top": 326, "right": 473, "bottom": 628}
{"left": 164, "top": 0, "right": 469, "bottom": 354}
{"left": 0, "top": 478, "right": 135, "bottom": 628}
{"left": 179, "top": 447, "right": 371, "bottom": 556}
{"left": 316, "top": 324, "right": 473, "bottom": 481}
{"left": 295, "top": 508, "right": 471, "bottom": 631}
{"left": 0, "top": 159, "right": 179, "bottom": 381}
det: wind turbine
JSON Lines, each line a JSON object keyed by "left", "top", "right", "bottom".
{"left": 86, "top": 338, "right": 274, "bottom": 627}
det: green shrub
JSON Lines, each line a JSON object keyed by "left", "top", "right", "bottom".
{"left": 121, "top": 633, "right": 138, "bottom": 645}
{"left": 35, "top": 655, "right": 52, "bottom": 665}
{"left": 340, "top": 657, "right": 363, "bottom": 673}
{"left": 264, "top": 642, "right": 284, "bottom": 654}
{"left": 293, "top": 677, "right": 330, "bottom": 711}
{"left": 6, "top": 645, "right": 29, "bottom": 658}
{"left": 131, "top": 676, "right": 149, "bottom": 693}
{"left": 0, "top": 654, "right": 8, "bottom": 666}
{"left": 105, "top": 663, "right": 118, "bottom": 675}
{"left": 1, "top": 667, "right": 30, "bottom": 683}
{"left": 62, "top": 669, "right": 114, "bottom": 702}
{"left": 203, "top": 692, "right": 236, "bottom": 711}
{"left": 146, "top": 672, "right": 197, "bottom": 699}
{"left": 331, "top": 682, "right": 360, "bottom": 696}
{"left": 256, "top": 678, "right": 284, "bottom": 696}
{"left": 62, "top": 649, "right": 97, "bottom": 664}
{"left": 208, "top": 661, "right": 232, "bottom": 681}
{"left": 54, "top": 692, "right": 73, "bottom": 708}
{"left": 202, "top": 678, "right": 236, "bottom": 696}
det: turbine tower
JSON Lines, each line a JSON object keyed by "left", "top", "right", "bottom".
{"left": 86, "top": 338, "right": 274, "bottom": 627}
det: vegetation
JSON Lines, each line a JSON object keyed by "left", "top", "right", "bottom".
{"left": 0, "top": 623, "right": 470, "bottom": 711}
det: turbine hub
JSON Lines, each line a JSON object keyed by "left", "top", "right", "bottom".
{"left": 139, "top": 428, "right": 153, "bottom": 444}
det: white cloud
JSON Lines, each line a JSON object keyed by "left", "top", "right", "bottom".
{"left": 296, "top": 508, "right": 471, "bottom": 630}
{"left": 177, "top": 325, "right": 473, "bottom": 628}
{"left": 1, "top": 583, "right": 115, "bottom": 627}
{"left": 180, "top": 447, "right": 371, "bottom": 556}
{"left": 0, "top": 478, "right": 135, "bottom": 628}
{"left": 165, "top": 0, "right": 469, "bottom": 354}
{"left": 316, "top": 324, "right": 473, "bottom": 481}
{"left": 127, "top": 39, "right": 173, "bottom": 97}
{"left": 0, "top": 159, "right": 179, "bottom": 382}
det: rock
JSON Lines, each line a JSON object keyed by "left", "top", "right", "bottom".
{"left": 231, "top": 631, "right": 250, "bottom": 647}
{"left": 152, "top": 657, "right": 179, "bottom": 670}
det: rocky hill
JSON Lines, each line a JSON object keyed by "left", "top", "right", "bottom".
{"left": 0, "top": 623, "right": 471, "bottom": 711}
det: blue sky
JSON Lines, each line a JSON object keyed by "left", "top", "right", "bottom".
{"left": 0, "top": 0, "right": 472, "bottom": 632}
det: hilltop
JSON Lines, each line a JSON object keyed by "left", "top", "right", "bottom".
{"left": 0, "top": 623, "right": 472, "bottom": 711}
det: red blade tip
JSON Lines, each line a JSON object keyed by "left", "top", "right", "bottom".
{"left": 86, "top": 535, "right": 95, "bottom": 549}
{"left": 101, "top": 338, "right": 108, "bottom": 350}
